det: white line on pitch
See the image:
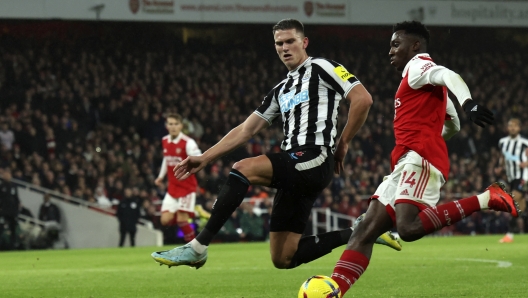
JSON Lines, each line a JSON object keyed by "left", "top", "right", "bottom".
{"left": 455, "top": 258, "right": 512, "bottom": 268}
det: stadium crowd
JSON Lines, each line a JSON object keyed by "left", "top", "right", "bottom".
{"left": 0, "top": 23, "right": 525, "bottom": 244}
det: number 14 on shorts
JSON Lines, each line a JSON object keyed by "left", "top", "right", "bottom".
{"left": 400, "top": 171, "right": 417, "bottom": 188}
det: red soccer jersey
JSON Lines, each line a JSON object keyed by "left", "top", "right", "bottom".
{"left": 160, "top": 133, "right": 202, "bottom": 198}
{"left": 391, "top": 54, "right": 449, "bottom": 179}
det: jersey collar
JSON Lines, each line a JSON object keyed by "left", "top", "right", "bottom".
{"left": 169, "top": 132, "right": 183, "bottom": 144}
{"left": 402, "top": 53, "right": 432, "bottom": 77}
{"left": 288, "top": 56, "right": 312, "bottom": 75}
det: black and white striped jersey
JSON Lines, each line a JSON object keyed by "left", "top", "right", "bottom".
{"left": 254, "top": 57, "right": 361, "bottom": 152}
{"left": 499, "top": 135, "right": 528, "bottom": 182}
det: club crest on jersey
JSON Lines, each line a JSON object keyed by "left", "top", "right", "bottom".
{"left": 176, "top": 148, "right": 182, "bottom": 154}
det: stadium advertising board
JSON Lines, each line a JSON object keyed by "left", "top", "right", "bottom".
{"left": 0, "top": 0, "right": 528, "bottom": 27}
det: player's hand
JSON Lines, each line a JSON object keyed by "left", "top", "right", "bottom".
{"left": 334, "top": 139, "right": 348, "bottom": 175}
{"left": 174, "top": 155, "right": 208, "bottom": 180}
{"left": 154, "top": 177, "right": 163, "bottom": 186}
{"left": 463, "top": 100, "right": 494, "bottom": 127}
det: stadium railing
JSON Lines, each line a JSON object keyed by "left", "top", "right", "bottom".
{"left": 311, "top": 208, "right": 356, "bottom": 235}
{"left": 11, "top": 178, "right": 152, "bottom": 226}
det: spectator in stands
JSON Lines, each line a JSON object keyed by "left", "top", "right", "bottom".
{"left": 0, "top": 123, "right": 15, "bottom": 151}
{"left": 94, "top": 186, "right": 112, "bottom": 209}
{"left": 116, "top": 187, "right": 141, "bottom": 247}
{"left": 38, "top": 193, "right": 61, "bottom": 223}
{"left": 0, "top": 168, "right": 20, "bottom": 250}
{"left": 38, "top": 193, "right": 62, "bottom": 247}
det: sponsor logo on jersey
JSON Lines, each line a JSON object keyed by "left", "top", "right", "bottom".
{"left": 295, "top": 151, "right": 304, "bottom": 157}
{"left": 289, "top": 153, "right": 299, "bottom": 160}
{"left": 420, "top": 62, "right": 435, "bottom": 75}
{"left": 166, "top": 156, "right": 183, "bottom": 166}
{"left": 333, "top": 65, "right": 354, "bottom": 82}
{"left": 399, "top": 189, "right": 409, "bottom": 196}
{"left": 279, "top": 89, "right": 309, "bottom": 113}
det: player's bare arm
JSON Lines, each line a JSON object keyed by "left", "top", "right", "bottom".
{"left": 174, "top": 113, "right": 269, "bottom": 180}
{"left": 334, "top": 84, "right": 372, "bottom": 174}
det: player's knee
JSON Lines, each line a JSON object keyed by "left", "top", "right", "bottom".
{"left": 271, "top": 255, "right": 291, "bottom": 269}
{"left": 160, "top": 214, "right": 174, "bottom": 226}
{"left": 160, "top": 217, "right": 171, "bottom": 226}
{"left": 232, "top": 160, "right": 250, "bottom": 176}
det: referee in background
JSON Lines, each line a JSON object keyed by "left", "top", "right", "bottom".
{"left": 496, "top": 118, "right": 528, "bottom": 242}
{"left": 151, "top": 18, "right": 401, "bottom": 271}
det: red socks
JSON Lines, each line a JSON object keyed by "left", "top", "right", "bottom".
{"left": 178, "top": 222, "right": 196, "bottom": 242}
{"left": 418, "top": 196, "right": 481, "bottom": 233}
{"left": 331, "top": 250, "right": 369, "bottom": 295}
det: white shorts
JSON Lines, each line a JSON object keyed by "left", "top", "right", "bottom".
{"left": 161, "top": 192, "right": 196, "bottom": 214}
{"left": 373, "top": 151, "right": 445, "bottom": 216}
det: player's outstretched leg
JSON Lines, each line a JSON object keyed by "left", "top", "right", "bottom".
{"left": 397, "top": 182, "right": 520, "bottom": 242}
{"left": 151, "top": 168, "right": 251, "bottom": 269}
{"left": 331, "top": 201, "right": 393, "bottom": 296}
{"left": 354, "top": 213, "right": 402, "bottom": 251}
{"left": 283, "top": 213, "right": 402, "bottom": 269}
{"left": 285, "top": 229, "right": 353, "bottom": 269}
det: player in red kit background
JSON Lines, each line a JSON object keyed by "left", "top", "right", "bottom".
{"left": 330, "top": 21, "right": 521, "bottom": 296}
{"left": 155, "top": 113, "right": 201, "bottom": 242}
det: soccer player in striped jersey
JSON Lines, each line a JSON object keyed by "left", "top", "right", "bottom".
{"left": 496, "top": 118, "right": 528, "bottom": 242}
{"left": 330, "top": 21, "right": 520, "bottom": 296}
{"left": 151, "top": 18, "right": 401, "bottom": 270}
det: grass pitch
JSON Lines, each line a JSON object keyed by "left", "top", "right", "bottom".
{"left": 0, "top": 235, "right": 527, "bottom": 297}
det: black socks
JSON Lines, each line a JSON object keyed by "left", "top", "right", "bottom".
{"left": 288, "top": 229, "right": 352, "bottom": 269}
{"left": 195, "top": 169, "right": 250, "bottom": 246}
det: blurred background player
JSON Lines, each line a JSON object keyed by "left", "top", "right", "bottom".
{"left": 116, "top": 187, "right": 141, "bottom": 247}
{"left": 154, "top": 113, "right": 202, "bottom": 243}
{"left": 330, "top": 21, "right": 519, "bottom": 296}
{"left": 152, "top": 18, "right": 400, "bottom": 271}
{"left": 496, "top": 118, "right": 528, "bottom": 243}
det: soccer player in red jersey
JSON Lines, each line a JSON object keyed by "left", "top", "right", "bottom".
{"left": 330, "top": 21, "right": 521, "bottom": 296}
{"left": 155, "top": 113, "right": 201, "bottom": 242}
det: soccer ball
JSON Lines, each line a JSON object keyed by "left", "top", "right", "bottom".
{"left": 298, "top": 275, "right": 341, "bottom": 298}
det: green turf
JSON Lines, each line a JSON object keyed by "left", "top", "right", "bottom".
{"left": 0, "top": 235, "right": 527, "bottom": 297}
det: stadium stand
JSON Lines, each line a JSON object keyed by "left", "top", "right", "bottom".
{"left": 0, "top": 22, "right": 526, "bottom": 246}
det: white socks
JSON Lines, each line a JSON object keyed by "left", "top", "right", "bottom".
{"left": 476, "top": 191, "right": 491, "bottom": 210}
{"left": 190, "top": 239, "right": 208, "bottom": 254}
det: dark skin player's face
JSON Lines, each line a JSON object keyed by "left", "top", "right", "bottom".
{"left": 389, "top": 30, "right": 421, "bottom": 72}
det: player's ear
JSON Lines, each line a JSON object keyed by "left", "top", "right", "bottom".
{"left": 412, "top": 39, "right": 422, "bottom": 52}
{"left": 303, "top": 37, "right": 309, "bottom": 49}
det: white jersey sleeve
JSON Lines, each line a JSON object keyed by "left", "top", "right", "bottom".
{"left": 442, "top": 97, "right": 460, "bottom": 141}
{"left": 407, "top": 56, "right": 472, "bottom": 107}
{"left": 185, "top": 138, "right": 201, "bottom": 156}
{"left": 254, "top": 84, "right": 282, "bottom": 125}
{"left": 158, "top": 157, "right": 167, "bottom": 179}
{"left": 312, "top": 58, "right": 361, "bottom": 98}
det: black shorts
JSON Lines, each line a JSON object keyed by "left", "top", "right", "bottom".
{"left": 266, "top": 146, "right": 334, "bottom": 234}
{"left": 510, "top": 179, "right": 526, "bottom": 194}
